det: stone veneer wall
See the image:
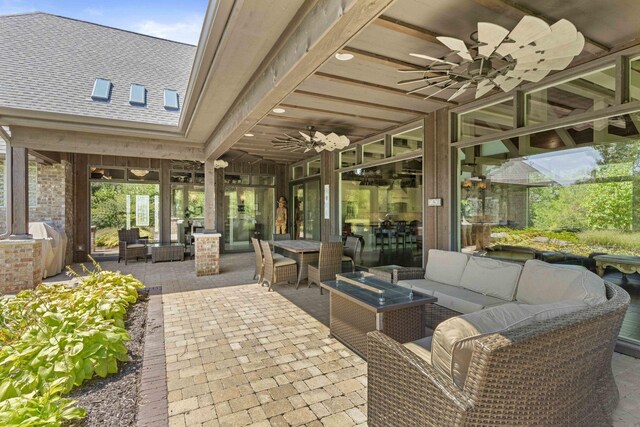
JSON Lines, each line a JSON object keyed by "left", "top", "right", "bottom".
{"left": 194, "top": 234, "right": 220, "bottom": 276}
{"left": 0, "top": 160, "right": 74, "bottom": 264}
{"left": 0, "top": 240, "right": 42, "bottom": 293}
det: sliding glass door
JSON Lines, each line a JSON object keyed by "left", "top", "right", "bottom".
{"left": 292, "top": 179, "right": 320, "bottom": 240}
{"left": 224, "top": 186, "right": 274, "bottom": 251}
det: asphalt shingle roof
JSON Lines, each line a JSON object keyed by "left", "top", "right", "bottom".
{"left": 0, "top": 12, "right": 196, "bottom": 126}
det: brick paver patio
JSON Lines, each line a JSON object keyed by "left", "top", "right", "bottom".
{"left": 50, "top": 253, "right": 640, "bottom": 426}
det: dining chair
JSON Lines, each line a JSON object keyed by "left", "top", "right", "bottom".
{"left": 395, "top": 220, "right": 408, "bottom": 247}
{"left": 308, "top": 242, "right": 343, "bottom": 294}
{"left": 260, "top": 240, "right": 297, "bottom": 291}
{"left": 342, "top": 236, "right": 361, "bottom": 272}
{"left": 251, "top": 237, "right": 264, "bottom": 284}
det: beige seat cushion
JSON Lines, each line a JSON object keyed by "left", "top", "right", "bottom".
{"left": 459, "top": 256, "right": 522, "bottom": 301}
{"left": 403, "top": 336, "right": 433, "bottom": 363}
{"left": 516, "top": 260, "right": 606, "bottom": 306}
{"left": 432, "top": 285, "right": 509, "bottom": 314}
{"left": 274, "top": 258, "right": 296, "bottom": 267}
{"left": 425, "top": 250, "right": 469, "bottom": 286}
{"left": 431, "top": 300, "right": 588, "bottom": 389}
{"left": 397, "top": 278, "right": 450, "bottom": 295}
{"left": 127, "top": 243, "right": 145, "bottom": 248}
{"left": 273, "top": 253, "right": 285, "bottom": 260}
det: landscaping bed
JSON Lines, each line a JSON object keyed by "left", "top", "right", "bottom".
{"left": 68, "top": 290, "right": 148, "bottom": 427}
{"left": 0, "top": 263, "right": 145, "bottom": 426}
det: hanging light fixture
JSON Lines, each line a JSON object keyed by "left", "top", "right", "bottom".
{"left": 213, "top": 160, "right": 229, "bottom": 169}
{"left": 272, "top": 125, "right": 350, "bottom": 153}
{"left": 130, "top": 169, "right": 149, "bottom": 177}
{"left": 397, "top": 16, "right": 584, "bottom": 100}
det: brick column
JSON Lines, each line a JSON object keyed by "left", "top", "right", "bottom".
{"left": 194, "top": 233, "right": 221, "bottom": 276}
{"left": 0, "top": 240, "right": 42, "bottom": 293}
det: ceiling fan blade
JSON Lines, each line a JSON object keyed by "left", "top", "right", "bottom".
{"left": 424, "top": 83, "right": 453, "bottom": 100}
{"left": 447, "top": 82, "right": 472, "bottom": 101}
{"left": 514, "top": 55, "right": 573, "bottom": 71}
{"left": 510, "top": 19, "right": 579, "bottom": 59}
{"left": 518, "top": 33, "right": 585, "bottom": 63}
{"left": 406, "top": 77, "right": 453, "bottom": 94}
{"left": 398, "top": 69, "right": 431, "bottom": 73}
{"left": 493, "top": 74, "right": 522, "bottom": 92}
{"left": 475, "top": 79, "right": 495, "bottom": 98}
{"left": 496, "top": 16, "right": 550, "bottom": 57}
{"left": 409, "top": 53, "right": 458, "bottom": 66}
{"left": 436, "top": 36, "right": 473, "bottom": 61}
{"left": 397, "top": 75, "right": 448, "bottom": 85}
{"left": 477, "top": 22, "right": 509, "bottom": 57}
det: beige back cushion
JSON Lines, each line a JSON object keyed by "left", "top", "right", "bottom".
{"left": 425, "top": 250, "right": 469, "bottom": 287}
{"left": 431, "top": 300, "right": 588, "bottom": 389}
{"left": 516, "top": 260, "right": 607, "bottom": 306}
{"left": 459, "top": 256, "right": 523, "bottom": 301}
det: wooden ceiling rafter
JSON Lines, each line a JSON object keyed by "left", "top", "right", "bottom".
{"left": 253, "top": 122, "right": 370, "bottom": 138}
{"left": 341, "top": 46, "right": 425, "bottom": 69}
{"left": 293, "top": 90, "right": 428, "bottom": 115}
{"left": 313, "top": 72, "right": 455, "bottom": 106}
{"left": 373, "top": 15, "right": 441, "bottom": 45}
{"left": 264, "top": 114, "right": 385, "bottom": 133}
{"left": 278, "top": 103, "right": 404, "bottom": 124}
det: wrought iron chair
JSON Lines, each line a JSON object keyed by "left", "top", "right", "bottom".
{"left": 308, "top": 242, "right": 343, "bottom": 294}
{"left": 260, "top": 240, "right": 297, "bottom": 291}
{"left": 342, "top": 236, "right": 362, "bottom": 272}
{"left": 118, "top": 228, "right": 148, "bottom": 265}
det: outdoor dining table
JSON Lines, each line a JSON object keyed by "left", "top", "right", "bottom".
{"left": 270, "top": 239, "right": 321, "bottom": 288}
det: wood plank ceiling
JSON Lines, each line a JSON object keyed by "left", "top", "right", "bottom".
{"left": 232, "top": 0, "right": 638, "bottom": 163}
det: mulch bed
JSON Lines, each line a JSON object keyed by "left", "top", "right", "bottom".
{"left": 68, "top": 289, "right": 149, "bottom": 427}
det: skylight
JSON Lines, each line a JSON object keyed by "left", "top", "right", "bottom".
{"left": 130, "top": 84, "right": 146, "bottom": 106}
{"left": 91, "top": 78, "right": 112, "bottom": 101}
{"left": 164, "top": 89, "right": 179, "bottom": 110}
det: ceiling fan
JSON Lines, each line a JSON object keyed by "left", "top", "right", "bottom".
{"left": 271, "top": 125, "right": 350, "bottom": 153}
{"left": 398, "top": 16, "right": 585, "bottom": 101}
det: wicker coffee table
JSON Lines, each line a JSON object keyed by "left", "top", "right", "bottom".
{"left": 321, "top": 272, "right": 437, "bottom": 359}
{"left": 368, "top": 264, "right": 425, "bottom": 284}
{"left": 149, "top": 243, "right": 185, "bottom": 263}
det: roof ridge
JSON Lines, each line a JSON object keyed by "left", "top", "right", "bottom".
{"left": 0, "top": 11, "right": 198, "bottom": 48}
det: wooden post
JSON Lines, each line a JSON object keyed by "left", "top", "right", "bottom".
{"left": 7, "top": 145, "right": 30, "bottom": 239}
{"left": 320, "top": 151, "right": 335, "bottom": 242}
{"left": 204, "top": 159, "right": 216, "bottom": 230}
{"left": 73, "top": 154, "right": 89, "bottom": 262}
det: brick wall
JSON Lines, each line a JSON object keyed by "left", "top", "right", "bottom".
{"left": 0, "top": 160, "right": 74, "bottom": 264}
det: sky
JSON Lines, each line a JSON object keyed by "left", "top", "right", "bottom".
{"left": 0, "top": 0, "right": 209, "bottom": 45}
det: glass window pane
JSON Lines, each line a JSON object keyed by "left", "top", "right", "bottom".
{"left": 128, "top": 169, "right": 159, "bottom": 182}
{"left": 393, "top": 127, "right": 423, "bottom": 155}
{"left": 307, "top": 159, "right": 321, "bottom": 176}
{"left": 292, "top": 166, "right": 304, "bottom": 180}
{"left": 194, "top": 172, "right": 205, "bottom": 185}
{"left": 362, "top": 139, "right": 385, "bottom": 163}
{"left": 224, "top": 174, "right": 250, "bottom": 185}
{"left": 340, "top": 148, "right": 357, "bottom": 168}
{"left": 526, "top": 66, "right": 616, "bottom": 125}
{"left": 90, "top": 167, "right": 125, "bottom": 180}
{"left": 458, "top": 99, "right": 513, "bottom": 141}
{"left": 252, "top": 175, "right": 275, "bottom": 186}
{"left": 630, "top": 56, "right": 640, "bottom": 102}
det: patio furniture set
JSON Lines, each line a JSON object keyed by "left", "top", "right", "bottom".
{"left": 117, "top": 228, "right": 186, "bottom": 264}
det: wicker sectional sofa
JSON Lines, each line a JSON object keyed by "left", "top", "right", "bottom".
{"left": 367, "top": 250, "right": 630, "bottom": 426}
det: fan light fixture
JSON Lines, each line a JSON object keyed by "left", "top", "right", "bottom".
{"left": 244, "top": 133, "right": 254, "bottom": 137}
{"left": 130, "top": 169, "right": 149, "bottom": 177}
{"left": 272, "top": 107, "right": 286, "bottom": 114}
{"left": 398, "top": 16, "right": 585, "bottom": 100}
{"left": 271, "top": 125, "right": 350, "bottom": 153}
{"left": 213, "top": 160, "right": 229, "bottom": 169}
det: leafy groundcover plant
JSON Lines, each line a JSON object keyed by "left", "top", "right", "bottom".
{"left": 0, "top": 261, "right": 144, "bottom": 426}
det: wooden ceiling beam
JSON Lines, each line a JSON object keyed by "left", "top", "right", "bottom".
{"left": 253, "top": 122, "right": 369, "bottom": 138}
{"left": 278, "top": 103, "right": 404, "bottom": 124}
{"left": 293, "top": 89, "right": 427, "bottom": 115}
{"left": 341, "top": 46, "right": 424, "bottom": 69}
{"left": 264, "top": 114, "right": 384, "bottom": 133}
{"left": 313, "top": 72, "right": 454, "bottom": 106}
{"left": 373, "top": 15, "right": 440, "bottom": 45}
{"left": 470, "top": 0, "right": 609, "bottom": 55}
{"left": 204, "top": 0, "right": 396, "bottom": 159}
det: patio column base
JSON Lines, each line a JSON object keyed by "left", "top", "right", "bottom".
{"left": 0, "top": 239, "right": 42, "bottom": 293}
{"left": 193, "top": 233, "right": 221, "bottom": 276}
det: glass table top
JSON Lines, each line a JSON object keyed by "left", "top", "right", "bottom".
{"left": 323, "top": 271, "right": 435, "bottom": 309}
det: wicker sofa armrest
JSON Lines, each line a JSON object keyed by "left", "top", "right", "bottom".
{"left": 367, "top": 331, "right": 473, "bottom": 426}
{"left": 394, "top": 267, "right": 425, "bottom": 282}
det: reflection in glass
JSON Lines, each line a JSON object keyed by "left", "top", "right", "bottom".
{"left": 308, "top": 159, "right": 321, "bottom": 176}
{"left": 341, "top": 158, "right": 423, "bottom": 267}
{"left": 392, "top": 127, "right": 423, "bottom": 155}
{"left": 457, "top": 113, "right": 640, "bottom": 343}
{"left": 362, "top": 139, "right": 386, "bottom": 163}
{"left": 340, "top": 148, "right": 357, "bottom": 168}
{"left": 458, "top": 99, "right": 513, "bottom": 141}
{"left": 292, "top": 180, "right": 320, "bottom": 240}
{"left": 630, "top": 57, "right": 640, "bottom": 102}
{"left": 526, "top": 66, "right": 616, "bottom": 125}
{"left": 224, "top": 187, "right": 274, "bottom": 251}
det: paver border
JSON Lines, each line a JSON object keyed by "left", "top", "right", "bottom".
{"left": 137, "top": 286, "right": 168, "bottom": 427}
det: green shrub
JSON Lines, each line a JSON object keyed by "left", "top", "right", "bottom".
{"left": 577, "top": 230, "right": 640, "bottom": 254}
{"left": 94, "top": 227, "right": 155, "bottom": 248}
{"left": 0, "top": 261, "right": 144, "bottom": 426}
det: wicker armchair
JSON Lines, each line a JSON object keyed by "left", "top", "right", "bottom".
{"left": 367, "top": 282, "right": 629, "bottom": 427}
{"left": 118, "top": 228, "right": 148, "bottom": 265}
{"left": 308, "top": 242, "right": 343, "bottom": 294}
{"left": 251, "top": 237, "right": 264, "bottom": 283}
{"left": 260, "top": 240, "right": 297, "bottom": 291}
